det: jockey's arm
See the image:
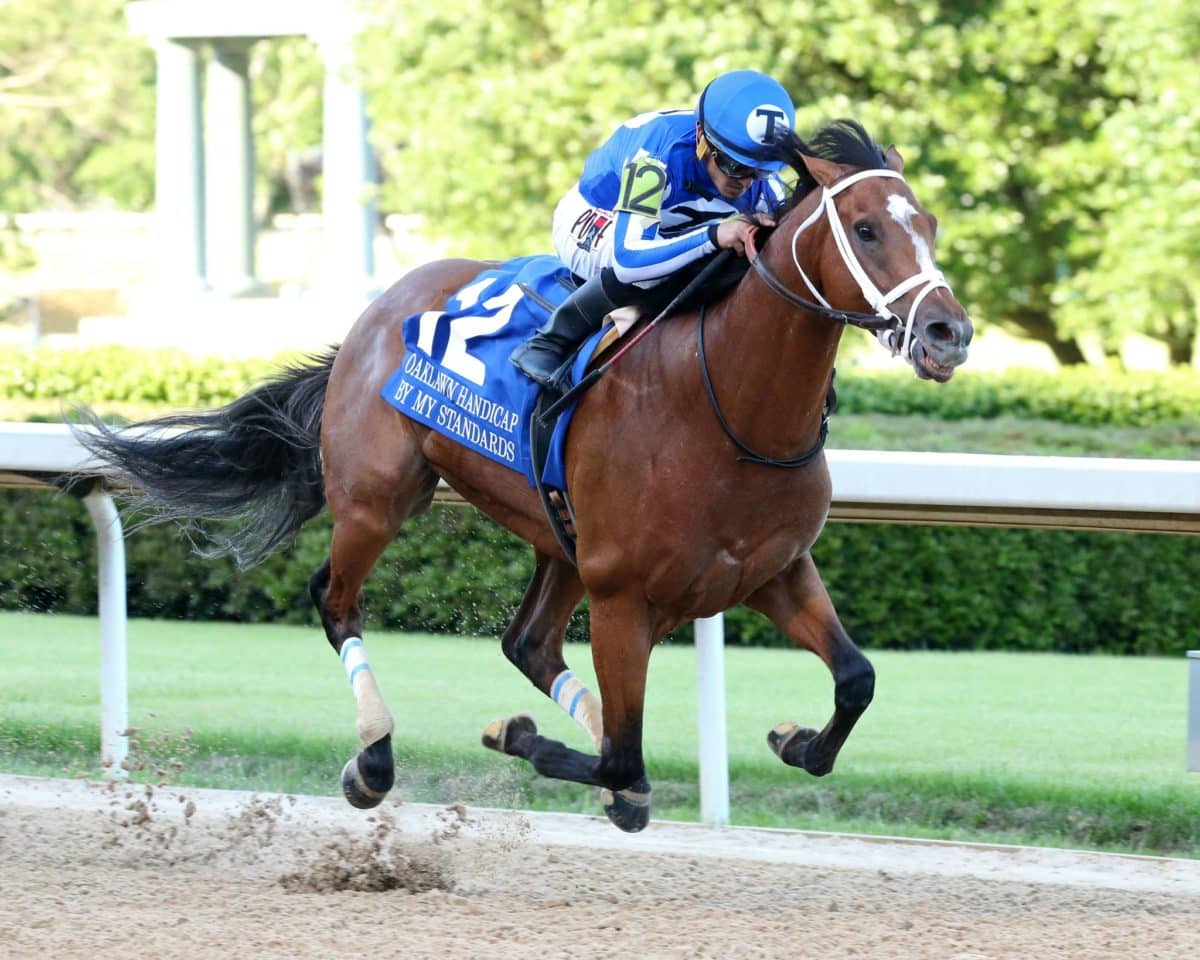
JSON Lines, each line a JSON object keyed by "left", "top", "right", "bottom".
{"left": 609, "top": 208, "right": 718, "bottom": 286}
{"left": 610, "top": 210, "right": 769, "bottom": 285}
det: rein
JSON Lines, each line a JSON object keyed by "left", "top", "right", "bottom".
{"left": 749, "top": 248, "right": 891, "bottom": 331}
{"left": 546, "top": 169, "right": 947, "bottom": 471}
{"left": 538, "top": 250, "right": 737, "bottom": 423}
{"left": 700, "top": 167, "right": 945, "bottom": 469}
{"left": 697, "top": 302, "right": 834, "bottom": 469}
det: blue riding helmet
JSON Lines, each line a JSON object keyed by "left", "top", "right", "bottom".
{"left": 697, "top": 70, "right": 795, "bottom": 172}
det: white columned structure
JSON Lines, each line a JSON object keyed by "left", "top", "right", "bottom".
{"left": 319, "top": 13, "right": 378, "bottom": 302}
{"left": 152, "top": 38, "right": 206, "bottom": 292}
{"left": 205, "top": 40, "right": 258, "bottom": 295}
{"left": 126, "top": 0, "right": 378, "bottom": 302}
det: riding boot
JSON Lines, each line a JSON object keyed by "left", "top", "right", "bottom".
{"left": 511, "top": 272, "right": 625, "bottom": 389}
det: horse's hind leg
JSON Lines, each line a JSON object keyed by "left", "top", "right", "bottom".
{"left": 483, "top": 550, "right": 604, "bottom": 751}
{"left": 311, "top": 458, "right": 439, "bottom": 809}
{"left": 744, "top": 553, "right": 875, "bottom": 777}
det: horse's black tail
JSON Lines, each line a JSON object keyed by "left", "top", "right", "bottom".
{"left": 73, "top": 347, "right": 339, "bottom": 569}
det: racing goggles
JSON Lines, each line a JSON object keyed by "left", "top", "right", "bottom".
{"left": 709, "top": 144, "right": 769, "bottom": 181}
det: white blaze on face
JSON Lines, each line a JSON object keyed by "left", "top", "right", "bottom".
{"left": 886, "top": 193, "right": 936, "bottom": 274}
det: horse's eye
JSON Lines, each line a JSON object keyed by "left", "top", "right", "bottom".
{"left": 855, "top": 222, "right": 876, "bottom": 243}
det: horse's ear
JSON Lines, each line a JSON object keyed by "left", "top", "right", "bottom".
{"left": 800, "top": 153, "right": 848, "bottom": 187}
{"left": 885, "top": 144, "right": 904, "bottom": 173}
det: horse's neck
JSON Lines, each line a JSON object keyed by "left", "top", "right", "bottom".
{"left": 699, "top": 233, "right": 842, "bottom": 459}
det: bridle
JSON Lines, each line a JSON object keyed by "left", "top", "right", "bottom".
{"left": 752, "top": 167, "right": 951, "bottom": 359}
{"left": 699, "top": 167, "right": 950, "bottom": 469}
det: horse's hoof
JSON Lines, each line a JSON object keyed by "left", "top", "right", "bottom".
{"left": 767, "top": 722, "right": 819, "bottom": 769}
{"left": 601, "top": 777, "right": 652, "bottom": 833}
{"left": 341, "top": 734, "right": 394, "bottom": 809}
{"left": 481, "top": 713, "right": 537, "bottom": 755}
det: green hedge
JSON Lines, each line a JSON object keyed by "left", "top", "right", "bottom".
{"left": 3, "top": 346, "right": 1200, "bottom": 427}
{"left": 835, "top": 366, "right": 1200, "bottom": 427}
{"left": 4, "top": 348, "right": 1198, "bottom": 654}
{"left": 4, "top": 489, "right": 1196, "bottom": 657}
{"left": 0, "top": 347, "right": 279, "bottom": 409}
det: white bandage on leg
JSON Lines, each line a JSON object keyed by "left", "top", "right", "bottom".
{"left": 340, "top": 637, "right": 394, "bottom": 746}
{"left": 550, "top": 669, "right": 604, "bottom": 750}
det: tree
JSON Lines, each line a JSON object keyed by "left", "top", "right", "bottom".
{"left": 910, "top": 0, "right": 1199, "bottom": 365}
{"left": 249, "top": 37, "right": 325, "bottom": 217}
{"left": 1057, "top": 0, "right": 1200, "bottom": 365}
{"left": 3, "top": 0, "right": 1196, "bottom": 366}
{"left": 0, "top": 0, "right": 156, "bottom": 211}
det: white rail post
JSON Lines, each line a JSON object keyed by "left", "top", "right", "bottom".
{"left": 695, "top": 613, "right": 730, "bottom": 825}
{"left": 1189, "top": 651, "right": 1200, "bottom": 773}
{"left": 83, "top": 489, "right": 129, "bottom": 779}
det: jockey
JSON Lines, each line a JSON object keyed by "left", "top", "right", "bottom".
{"left": 511, "top": 69, "right": 796, "bottom": 389}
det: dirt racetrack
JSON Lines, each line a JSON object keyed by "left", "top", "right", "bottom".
{"left": 1, "top": 775, "right": 1198, "bottom": 959}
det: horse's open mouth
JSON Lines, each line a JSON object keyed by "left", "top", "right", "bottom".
{"left": 912, "top": 342, "right": 957, "bottom": 383}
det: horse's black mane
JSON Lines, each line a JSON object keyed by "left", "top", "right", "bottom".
{"left": 652, "top": 119, "right": 889, "bottom": 316}
{"left": 769, "top": 118, "right": 890, "bottom": 219}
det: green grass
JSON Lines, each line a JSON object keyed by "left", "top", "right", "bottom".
{"left": 2, "top": 611, "right": 1197, "bottom": 856}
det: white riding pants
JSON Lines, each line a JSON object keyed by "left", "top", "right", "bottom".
{"left": 551, "top": 185, "right": 667, "bottom": 290}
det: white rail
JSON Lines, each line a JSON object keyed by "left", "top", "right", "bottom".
{"left": 1, "top": 423, "right": 130, "bottom": 777}
{"left": 1191, "top": 652, "right": 1200, "bottom": 774}
{"left": 826, "top": 450, "right": 1200, "bottom": 534}
{"left": 4, "top": 422, "right": 1199, "bottom": 817}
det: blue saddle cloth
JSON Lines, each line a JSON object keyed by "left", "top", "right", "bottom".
{"left": 380, "top": 254, "right": 603, "bottom": 491}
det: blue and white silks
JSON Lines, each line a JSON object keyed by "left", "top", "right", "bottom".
{"left": 575, "top": 109, "right": 786, "bottom": 285}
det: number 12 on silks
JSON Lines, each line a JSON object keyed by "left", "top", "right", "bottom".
{"left": 415, "top": 281, "right": 524, "bottom": 386}
{"left": 618, "top": 157, "right": 668, "bottom": 218}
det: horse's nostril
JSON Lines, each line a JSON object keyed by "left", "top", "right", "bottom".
{"left": 925, "top": 314, "right": 972, "bottom": 352}
{"left": 927, "top": 320, "right": 957, "bottom": 346}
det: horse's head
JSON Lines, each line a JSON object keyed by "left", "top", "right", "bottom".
{"left": 767, "top": 121, "right": 972, "bottom": 382}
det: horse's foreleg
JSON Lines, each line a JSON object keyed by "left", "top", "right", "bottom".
{"left": 484, "top": 591, "right": 655, "bottom": 832}
{"left": 588, "top": 594, "right": 655, "bottom": 830}
{"left": 744, "top": 553, "right": 875, "bottom": 777}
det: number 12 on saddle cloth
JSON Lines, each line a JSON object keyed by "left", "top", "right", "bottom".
{"left": 381, "top": 253, "right": 609, "bottom": 492}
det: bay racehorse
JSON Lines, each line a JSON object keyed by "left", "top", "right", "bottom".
{"left": 77, "top": 120, "right": 971, "bottom": 831}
